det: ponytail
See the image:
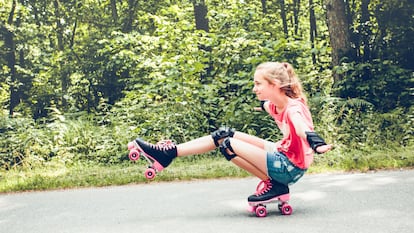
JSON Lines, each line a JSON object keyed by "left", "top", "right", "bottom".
{"left": 281, "top": 62, "right": 307, "bottom": 104}
{"left": 256, "top": 62, "right": 307, "bottom": 104}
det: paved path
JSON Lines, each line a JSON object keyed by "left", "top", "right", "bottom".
{"left": 1, "top": 169, "right": 413, "bottom": 233}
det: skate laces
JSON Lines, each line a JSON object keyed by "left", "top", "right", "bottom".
{"left": 255, "top": 179, "right": 273, "bottom": 196}
{"left": 149, "top": 139, "right": 176, "bottom": 151}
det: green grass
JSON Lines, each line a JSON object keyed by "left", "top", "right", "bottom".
{"left": 0, "top": 156, "right": 250, "bottom": 193}
{"left": 1, "top": 146, "right": 413, "bottom": 193}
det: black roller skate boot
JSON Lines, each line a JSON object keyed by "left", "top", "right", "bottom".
{"left": 248, "top": 179, "right": 292, "bottom": 217}
{"left": 247, "top": 179, "right": 290, "bottom": 204}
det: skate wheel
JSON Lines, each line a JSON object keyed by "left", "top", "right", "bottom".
{"left": 255, "top": 206, "right": 267, "bottom": 217}
{"left": 247, "top": 205, "right": 256, "bottom": 213}
{"left": 127, "top": 142, "right": 135, "bottom": 150}
{"left": 280, "top": 204, "right": 292, "bottom": 215}
{"left": 128, "top": 149, "right": 140, "bottom": 161}
{"left": 145, "top": 168, "right": 156, "bottom": 179}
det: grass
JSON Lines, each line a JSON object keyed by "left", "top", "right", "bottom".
{"left": 1, "top": 146, "right": 413, "bottom": 193}
{"left": 0, "top": 156, "right": 250, "bottom": 193}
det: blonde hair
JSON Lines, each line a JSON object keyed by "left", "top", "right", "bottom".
{"left": 255, "top": 62, "right": 307, "bottom": 104}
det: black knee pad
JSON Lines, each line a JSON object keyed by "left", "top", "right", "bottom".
{"left": 219, "top": 137, "right": 237, "bottom": 161}
{"left": 211, "top": 126, "right": 235, "bottom": 147}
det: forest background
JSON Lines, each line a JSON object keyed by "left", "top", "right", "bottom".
{"left": 0, "top": 0, "right": 413, "bottom": 192}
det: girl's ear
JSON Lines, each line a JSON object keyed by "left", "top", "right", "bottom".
{"left": 270, "top": 78, "right": 280, "bottom": 87}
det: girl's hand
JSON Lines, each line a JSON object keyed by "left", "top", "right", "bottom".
{"left": 254, "top": 101, "right": 268, "bottom": 112}
{"left": 316, "top": 144, "right": 333, "bottom": 154}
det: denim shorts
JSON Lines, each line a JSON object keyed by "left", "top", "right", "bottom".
{"left": 264, "top": 141, "right": 307, "bottom": 185}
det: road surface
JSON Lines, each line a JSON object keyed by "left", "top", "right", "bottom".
{"left": 1, "top": 169, "right": 413, "bottom": 233}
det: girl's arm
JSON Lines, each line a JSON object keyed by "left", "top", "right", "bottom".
{"left": 290, "top": 112, "right": 332, "bottom": 154}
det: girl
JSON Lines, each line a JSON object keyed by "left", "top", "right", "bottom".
{"left": 129, "top": 61, "right": 331, "bottom": 203}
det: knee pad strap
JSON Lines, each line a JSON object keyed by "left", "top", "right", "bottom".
{"left": 219, "top": 137, "right": 237, "bottom": 161}
{"left": 211, "top": 126, "right": 235, "bottom": 147}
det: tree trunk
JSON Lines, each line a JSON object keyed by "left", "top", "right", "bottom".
{"left": 192, "top": 0, "right": 209, "bottom": 32}
{"left": 53, "top": 0, "right": 69, "bottom": 108}
{"left": 110, "top": 0, "right": 118, "bottom": 23}
{"left": 192, "top": 0, "right": 212, "bottom": 85}
{"left": 123, "top": 0, "right": 137, "bottom": 32}
{"left": 1, "top": 0, "right": 18, "bottom": 116}
{"left": 278, "top": 0, "right": 289, "bottom": 37}
{"left": 293, "top": 0, "right": 301, "bottom": 36}
{"left": 309, "top": 0, "right": 317, "bottom": 64}
{"left": 325, "top": 0, "right": 353, "bottom": 84}
{"left": 359, "top": 0, "right": 371, "bottom": 62}
{"left": 261, "top": 0, "right": 267, "bottom": 14}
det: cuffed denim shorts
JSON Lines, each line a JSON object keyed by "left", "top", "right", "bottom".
{"left": 264, "top": 141, "right": 307, "bottom": 186}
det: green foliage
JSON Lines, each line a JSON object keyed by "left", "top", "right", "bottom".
{"left": 0, "top": 82, "right": 8, "bottom": 107}
{"left": 311, "top": 95, "right": 413, "bottom": 151}
{"left": 335, "top": 60, "right": 413, "bottom": 112}
{"left": 370, "top": 0, "right": 414, "bottom": 70}
{"left": 0, "top": 0, "right": 413, "bottom": 190}
{"left": 0, "top": 109, "right": 129, "bottom": 169}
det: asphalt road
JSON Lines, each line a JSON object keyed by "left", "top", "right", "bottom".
{"left": 1, "top": 169, "right": 413, "bottom": 233}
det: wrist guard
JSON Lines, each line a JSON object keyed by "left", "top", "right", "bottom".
{"left": 260, "top": 101, "right": 268, "bottom": 111}
{"left": 305, "top": 131, "right": 327, "bottom": 154}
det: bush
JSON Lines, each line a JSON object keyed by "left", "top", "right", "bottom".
{"left": 335, "top": 59, "right": 413, "bottom": 112}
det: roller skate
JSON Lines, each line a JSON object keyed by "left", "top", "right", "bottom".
{"left": 247, "top": 179, "right": 292, "bottom": 217}
{"left": 127, "top": 138, "right": 177, "bottom": 180}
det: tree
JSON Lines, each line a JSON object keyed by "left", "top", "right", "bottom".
{"left": 330, "top": 0, "right": 413, "bottom": 112}
{"left": 0, "top": 0, "right": 18, "bottom": 116}
{"left": 53, "top": 0, "right": 70, "bottom": 109}
{"left": 309, "top": 0, "right": 317, "bottom": 64}
{"left": 123, "top": 0, "right": 139, "bottom": 32}
{"left": 325, "top": 0, "right": 353, "bottom": 84}
{"left": 192, "top": 0, "right": 211, "bottom": 84}
{"left": 373, "top": 0, "right": 414, "bottom": 70}
{"left": 358, "top": 0, "right": 371, "bottom": 62}
{"left": 278, "top": 0, "right": 289, "bottom": 37}
{"left": 292, "top": 0, "right": 301, "bottom": 36}
{"left": 192, "top": 0, "right": 209, "bottom": 32}
{"left": 110, "top": 0, "right": 119, "bottom": 23}
{"left": 261, "top": 0, "right": 267, "bottom": 14}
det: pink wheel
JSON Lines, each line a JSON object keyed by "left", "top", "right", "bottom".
{"left": 145, "top": 168, "right": 156, "bottom": 179}
{"left": 128, "top": 149, "right": 140, "bottom": 161}
{"left": 247, "top": 205, "right": 257, "bottom": 213}
{"left": 280, "top": 204, "right": 292, "bottom": 215}
{"left": 255, "top": 206, "right": 267, "bottom": 217}
{"left": 127, "top": 142, "right": 135, "bottom": 150}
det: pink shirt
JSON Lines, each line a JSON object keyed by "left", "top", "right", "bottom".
{"left": 268, "top": 98, "right": 314, "bottom": 169}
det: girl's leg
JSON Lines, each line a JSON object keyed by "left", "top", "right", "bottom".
{"left": 223, "top": 137, "right": 269, "bottom": 177}
{"left": 223, "top": 138, "right": 289, "bottom": 203}
{"left": 176, "top": 133, "right": 269, "bottom": 180}
{"left": 130, "top": 129, "right": 269, "bottom": 173}
{"left": 130, "top": 132, "right": 227, "bottom": 169}
{"left": 231, "top": 157, "right": 268, "bottom": 180}
{"left": 233, "top": 131, "right": 266, "bottom": 150}
{"left": 176, "top": 136, "right": 216, "bottom": 157}
{"left": 176, "top": 130, "right": 267, "bottom": 157}
{"left": 223, "top": 137, "right": 289, "bottom": 201}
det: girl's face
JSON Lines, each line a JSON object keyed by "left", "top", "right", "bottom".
{"left": 253, "top": 71, "right": 278, "bottom": 100}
